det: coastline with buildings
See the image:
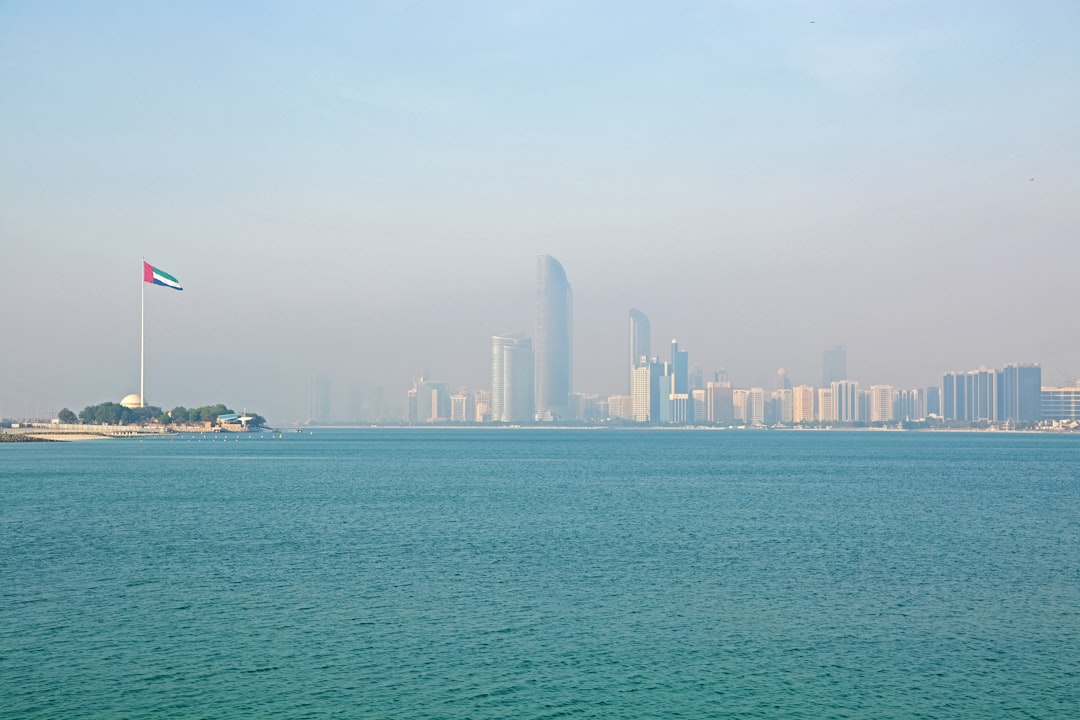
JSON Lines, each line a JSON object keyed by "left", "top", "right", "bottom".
{"left": 393, "top": 255, "right": 1079, "bottom": 432}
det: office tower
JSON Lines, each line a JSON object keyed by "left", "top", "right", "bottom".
{"left": 706, "top": 381, "right": 733, "bottom": 424}
{"left": 692, "top": 389, "right": 706, "bottom": 422}
{"left": 792, "top": 385, "right": 815, "bottom": 423}
{"left": 409, "top": 378, "right": 450, "bottom": 423}
{"left": 689, "top": 367, "right": 705, "bottom": 392}
{"left": 817, "top": 387, "right": 835, "bottom": 423}
{"left": 491, "top": 335, "right": 534, "bottom": 423}
{"left": 670, "top": 340, "right": 689, "bottom": 395}
{"left": 776, "top": 368, "right": 792, "bottom": 391}
{"left": 1000, "top": 363, "right": 1042, "bottom": 423}
{"left": 926, "top": 386, "right": 941, "bottom": 417}
{"left": 628, "top": 309, "right": 651, "bottom": 394}
{"left": 832, "top": 381, "right": 860, "bottom": 422}
{"left": 823, "top": 345, "right": 847, "bottom": 387}
{"left": 858, "top": 389, "right": 870, "bottom": 423}
{"left": 658, "top": 372, "right": 674, "bottom": 423}
{"left": 535, "top": 255, "right": 573, "bottom": 421}
{"left": 870, "top": 385, "right": 897, "bottom": 422}
{"left": 732, "top": 389, "right": 749, "bottom": 423}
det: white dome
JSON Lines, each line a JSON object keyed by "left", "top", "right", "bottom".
{"left": 120, "top": 393, "right": 143, "bottom": 409}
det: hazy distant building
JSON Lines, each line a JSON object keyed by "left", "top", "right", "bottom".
{"left": 732, "top": 389, "right": 749, "bottom": 424}
{"left": 692, "top": 388, "right": 706, "bottom": 422}
{"left": 474, "top": 390, "right": 491, "bottom": 423}
{"left": 1042, "top": 383, "right": 1080, "bottom": 421}
{"left": 307, "top": 374, "right": 331, "bottom": 424}
{"left": 870, "top": 385, "right": 897, "bottom": 423}
{"left": 450, "top": 392, "right": 475, "bottom": 423}
{"left": 817, "top": 387, "right": 835, "bottom": 423}
{"left": 670, "top": 340, "right": 689, "bottom": 395}
{"left": 823, "top": 345, "right": 847, "bottom": 387}
{"left": 491, "top": 335, "right": 534, "bottom": 423}
{"left": 535, "top": 255, "right": 573, "bottom": 421}
{"left": 706, "top": 381, "right": 733, "bottom": 424}
{"left": 628, "top": 309, "right": 650, "bottom": 394}
{"left": 776, "top": 368, "right": 793, "bottom": 391}
{"left": 832, "top": 380, "right": 860, "bottom": 422}
{"left": 926, "top": 386, "right": 941, "bottom": 417}
{"left": 1000, "top": 363, "right": 1041, "bottom": 423}
{"left": 608, "top": 394, "right": 634, "bottom": 421}
{"left": 792, "top": 385, "right": 815, "bottom": 423}
{"left": 747, "top": 388, "right": 766, "bottom": 426}
{"left": 631, "top": 359, "right": 666, "bottom": 423}
{"left": 408, "top": 378, "right": 450, "bottom": 423}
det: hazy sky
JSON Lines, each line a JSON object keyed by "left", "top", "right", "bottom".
{"left": 2, "top": 1, "right": 1078, "bottom": 423}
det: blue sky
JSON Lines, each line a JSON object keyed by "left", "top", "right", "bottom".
{"left": 2, "top": 1, "right": 1078, "bottom": 422}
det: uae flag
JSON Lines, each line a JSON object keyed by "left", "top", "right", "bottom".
{"left": 143, "top": 261, "right": 183, "bottom": 291}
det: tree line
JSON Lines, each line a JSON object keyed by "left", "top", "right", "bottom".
{"left": 57, "top": 404, "right": 266, "bottom": 428}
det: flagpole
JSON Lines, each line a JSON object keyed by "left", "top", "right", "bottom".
{"left": 140, "top": 260, "right": 145, "bottom": 408}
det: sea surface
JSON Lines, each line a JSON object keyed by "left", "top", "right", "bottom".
{"left": 2, "top": 429, "right": 1078, "bottom": 719}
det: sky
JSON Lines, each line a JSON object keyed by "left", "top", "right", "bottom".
{"left": 2, "top": 1, "right": 1078, "bottom": 423}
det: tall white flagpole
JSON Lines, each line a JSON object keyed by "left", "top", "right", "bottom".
{"left": 140, "top": 260, "right": 145, "bottom": 408}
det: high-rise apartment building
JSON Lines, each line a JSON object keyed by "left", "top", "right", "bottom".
{"left": 870, "top": 385, "right": 897, "bottom": 423}
{"left": 628, "top": 309, "right": 650, "bottom": 394}
{"left": 832, "top": 380, "right": 860, "bottom": 422}
{"left": 792, "top": 385, "right": 815, "bottom": 423}
{"left": 491, "top": 335, "right": 533, "bottom": 423}
{"left": 1000, "top": 363, "right": 1042, "bottom": 423}
{"left": 732, "top": 389, "right": 749, "bottom": 423}
{"left": 817, "top": 387, "right": 835, "bottom": 423}
{"left": 535, "top": 255, "right": 573, "bottom": 421}
{"left": 823, "top": 345, "right": 847, "bottom": 387}
{"left": 1042, "top": 382, "right": 1080, "bottom": 421}
{"left": 631, "top": 359, "right": 665, "bottom": 423}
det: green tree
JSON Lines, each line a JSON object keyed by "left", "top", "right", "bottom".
{"left": 58, "top": 408, "right": 77, "bottom": 424}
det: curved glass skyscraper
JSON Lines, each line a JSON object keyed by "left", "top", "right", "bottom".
{"left": 535, "top": 255, "right": 573, "bottom": 421}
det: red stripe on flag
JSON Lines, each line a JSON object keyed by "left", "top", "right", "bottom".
{"left": 143, "top": 261, "right": 154, "bottom": 283}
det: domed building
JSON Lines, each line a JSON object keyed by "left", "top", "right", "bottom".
{"left": 120, "top": 394, "right": 143, "bottom": 409}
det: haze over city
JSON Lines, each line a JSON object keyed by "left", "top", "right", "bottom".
{"left": 2, "top": 2, "right": 1078, "bottom": 424}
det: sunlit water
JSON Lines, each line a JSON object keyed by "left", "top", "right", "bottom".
{"left": 3, "top": 429, "right": 1078, "bottom": 718}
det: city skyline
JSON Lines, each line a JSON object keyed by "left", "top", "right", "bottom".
{"left": 2, "top": 3, "right": 1078, "bottom": 423}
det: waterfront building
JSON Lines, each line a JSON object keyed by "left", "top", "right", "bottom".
{"left": 1042, "top": 383, "right": 1080, "bottom": 421}
{"left": 409, "top": 378, "right": 450, "bottom": 423}
{"left": 474, "top": 390, "right": 491, "bottom": 423}
{"left": 491, "top": 335, "right": 534, "bottom": 423}
{"left": 870, "top": 385, "right": 897, "bottom": 423}
{"left": 832, "top": 380, "right": 860, "bottom": 422}
{"left": 792, "top": 385, "right": 815, "bottom": 423}
{"left": 628, "top": 309, "right": 650, "bottom": 394}
{"left": 926, "top": 386, "right": 941, "bottom": 417}
{"left": 898, "top": 388, "right": 925, "bottom": 421}
{"left": 535, "top": 255, "right": 573, "bottom": 421}
{"left": 692, "top": 389, "right": 706, "bottom": 422}
{"left": 817, "top": 387, "right": 835, "bottom": 423}
{"left": 632, "top": 358, "right": 666, "bottom": 423}
{"left": 1001, "top": 363, "right": 1042, "bottom": 423}
{"left": 747, "top": 388, "right": 766, "bottom": 426}
{"left": 670, "top": 340, "right": 689, "bottom": 395}
{"left": 732, "top": 389, "right": 749, "bottom": 423}
{"left": 706, "top": 381, "right": 733, "bottom": 424}
{"left": 607, "top": 394, "right": 634, "bottom": 421}
{"left": 823, "top": 345, "right": 846, "bottom": 387}
{"left": 769, "top": 388, "right": 793, "bottom": 424}
{"left": 450, "top": 393, "right": 475, "bottom": 423}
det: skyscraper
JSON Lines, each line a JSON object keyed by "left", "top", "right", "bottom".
{"left": 823, "top": 345, "right": 847, "bottom": 387}
{"left": 535, "top": 255, "right": 573, "bottom": 421}
{"left": 628, "top": 309, "right": 651, "bottom": 394}
{"left": 491, "top": 334, "right": 533, "bottom": 423}
{"left": 670, "top": 339, "right": 689, "bottom": 395}
{"left": 1000, "top": 363, "right": 1042, "bottom": 423}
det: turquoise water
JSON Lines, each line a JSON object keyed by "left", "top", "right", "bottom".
{"left": 2, "top": 430, "right": 1078, "bottom": 718}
